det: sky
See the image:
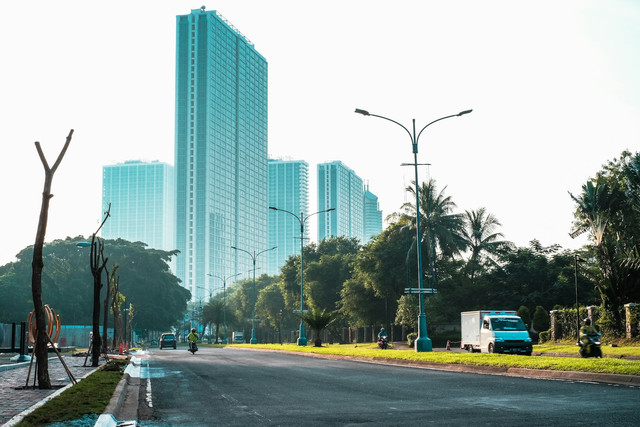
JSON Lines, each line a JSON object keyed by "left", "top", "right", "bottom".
{"left": 1, "top": 0, "right": 639, "bottom": 266}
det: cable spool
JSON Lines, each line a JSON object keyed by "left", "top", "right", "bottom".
{"left": 27, "top": 305, "right": 61, "bottom": 345}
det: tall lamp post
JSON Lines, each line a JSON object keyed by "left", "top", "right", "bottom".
{"left": 209, "top": 272, "right": 242, "bottom": 343}
{"left": 269, "top": 206, "right": 335, "bottom": 346}
{"left": 355, "top": 107, "right": 472, "bottom": 352}
{"left": 231, "top": 246, "right": 276, "bottom": 344}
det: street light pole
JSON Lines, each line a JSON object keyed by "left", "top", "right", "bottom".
{"left": 355, "top": 107, "right": 472, "bottom": 352}
{"left": 209, "top": 272, "right": 242, "bottom": 343}
{"left": 231, "top": 246, "right": 276, "bottom": 344}
{"left": 269, "top": 206, "right": 335, "bottom": 346}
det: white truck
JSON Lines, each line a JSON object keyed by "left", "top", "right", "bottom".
{"left": 232, "top": 331, "right": 244, "bottom": 344}
{"left": 460, "top": 310, "right": 532, "bottom": 355}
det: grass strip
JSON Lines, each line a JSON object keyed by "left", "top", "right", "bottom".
{"left": 227, "top": 343, "right": 640, "bottom": 376}
{"left": 17, "top": 359, "right": 127, "bottom": 427}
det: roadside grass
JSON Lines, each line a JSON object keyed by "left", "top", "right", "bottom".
{"left": 534, "top": 340, "right": 640, "bottom": 357}
{"left": 17, "top": 358, "right": 127, "bottom": 427}
{"left": 230, "top": 343, "right": 640, "bottom": 376}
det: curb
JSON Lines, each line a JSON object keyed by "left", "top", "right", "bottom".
{"left": 95, "top": 356, "right": 142, "bottom": 427}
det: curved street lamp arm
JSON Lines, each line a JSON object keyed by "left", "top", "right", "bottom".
{"left": 256, "top": 246, "right": 277, "bottom": 258}
{"left": 231, "top": 246, "right": 254, "bottom": 261}
{"left": 416, "top": 109, "right": 473, "bottom": 141}
{"left": 303, "top": 207, "right": 335, "bottom": 223}
{"left": 269, "top": 206, "right": 302, "bottom": 224}
{"left": 355, "top": 108, "right": 414, "bottom": 144}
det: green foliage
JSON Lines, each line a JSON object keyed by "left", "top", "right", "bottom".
{"left": 0, "top": 237, "right": 189, "bottom": 331}
{"left": 296, "top": 308, "right": 339, "bottom": 346}
{"left": 538, "top": 330, "right": 551, "bottom": 343}
{"left": 533, "top": 306, "right": 550, "bottom": 332}
{"left": 406, "top": 332, "right": 417, "bottom": 347}
{"left": 517, "top": 305, "right": 531, "bottom": 328}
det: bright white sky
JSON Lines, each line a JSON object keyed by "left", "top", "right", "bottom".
{"left": 1, "top": 0, "right": 639, "bottom": 266}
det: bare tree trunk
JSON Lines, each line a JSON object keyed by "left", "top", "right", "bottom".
{"left": 32, "top": 129, "right": 73, "bottom": 389}
{"left": 89, "top": 203, "right": 110, "bottom": 367}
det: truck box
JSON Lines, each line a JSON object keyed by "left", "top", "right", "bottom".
{"left": 461, "top": 310, "right": 532, "bottom": 355}
{"left": 232, "top": 331, "right": 244, "bottom": 344}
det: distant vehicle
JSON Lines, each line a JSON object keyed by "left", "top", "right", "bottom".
{"left": 151, "top": 339, "right": 158, "bottom": 347}
{"left": 159, "top": 333, "right": 177, "bottom": 349}
{"left": 232, "top": 332, "right": 244, "bottom": 344}
{"left": 461, "top": 310, "right": 532, "bottom": 355}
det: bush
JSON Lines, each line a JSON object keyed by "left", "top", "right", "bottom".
{"left": 538, "top": 330, "right": 551, "bottom": 344}
{"left": 533, "top": 306, "right": 550, "bottom": 332}
{"left": 406, "top": 333, "right": 417, "bottom": 347}
{"left": 518, "top": 305, "right": 531, "bottom": 329}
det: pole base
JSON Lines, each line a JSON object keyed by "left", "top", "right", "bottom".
{"left": 250, "top": 338, "right": 257, "bottom": 344}
{"left": 415, "top": 336, "right": 433, "bottom": 352}
{"left": 297, "top": 337, "right": 307, "bottom": 346}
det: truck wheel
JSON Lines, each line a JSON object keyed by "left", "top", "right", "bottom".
{"left": 488, "top": 343, "right": 495, "bottom": 353}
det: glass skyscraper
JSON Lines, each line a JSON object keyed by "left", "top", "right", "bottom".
{"left": 363, "top": 184, "right": 383, "bottom": 242}
{"left": 175, "top": 8, "right": 268, "bottom": 301}
{"left": 317, "top": 161, "right": 364, "bottom": 242}
{"left": 101, "top": 160, "right": 176, "bottom": 254}
{"left": 267, "top": 159, "right": 309, "bottom": 275}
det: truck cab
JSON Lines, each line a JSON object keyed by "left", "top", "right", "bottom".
{"left": 461, "top": 310, "right": 533, "bottom": 355}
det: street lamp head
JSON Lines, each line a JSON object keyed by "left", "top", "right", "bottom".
{"left": 457, "top": 109, "right": 473, "bottom": 116}
{"left": 327, "top": 208, "right": 336, "bottom": 212}
{"left": 354, "top": 108, "right": 370, "bottom": 116}
{"left": 231, "top": 246, "right": 237, "bottom": 250}
{"left": 268, "top": 206, "right": 278, "bottom": 211}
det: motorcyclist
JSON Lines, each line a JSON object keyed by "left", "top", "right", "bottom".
{"left": 377, "top": 327, "right": 388, "bottom": 341}
{"left": 188, "top": 328, "right": 199, "bottom": 350}
{"left": 579, "top": 318, "right": 598, "bottom": 352}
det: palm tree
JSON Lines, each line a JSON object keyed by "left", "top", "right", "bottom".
{"left": 402, "top": 178, "right": 467, "bottom": 288}
{"left": 297, "top": 308, "right": 339, "bottom": 347}
{"left": 462, "top": 207, "right": 506, "bottom": 279}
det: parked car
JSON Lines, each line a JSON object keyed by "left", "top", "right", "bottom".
{"left": 159, "top": 333, "right": 177, "bottom": 349}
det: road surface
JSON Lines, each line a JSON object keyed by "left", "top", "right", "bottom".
{"left": 137, "top": 346, "right": 639, "bottom": 426}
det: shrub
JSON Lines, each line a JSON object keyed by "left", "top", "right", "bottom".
{"left": 538, "top": 330, "right": 551, "bottom": 344}
{"left": 518, "top": 305, "right": 531, "bottom": 329}
{"left": 533, "top": 306, "right": 550, "bottom": 332}
{"left": 406, "top": 333, "right": 417, "bottom": 347}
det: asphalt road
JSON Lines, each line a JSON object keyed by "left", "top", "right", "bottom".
{"left": 138, "top": 347, "right": 639, "bottom": 426}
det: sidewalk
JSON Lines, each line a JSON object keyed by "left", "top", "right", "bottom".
{"left": 0, "top": 354, "right": 101, "bottom": 426}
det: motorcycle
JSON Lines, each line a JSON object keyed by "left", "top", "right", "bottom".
{"left": 377, "top": 336, "right": 389, "bottom": 350}
{"left": 188, "top": 341, "right": 198, "bottom": 354}
{"left": 578, "top": 334, "right": 602, "bottom": 358}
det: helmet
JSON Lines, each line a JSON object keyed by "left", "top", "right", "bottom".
{"left": 380, "top": 327, "right": 385, "bottom": 331}
{"left": 191, "top": 328, "right": 197, "bottom": 333}
{"left": 583, "top": 318, "right": 591, "bottom": 326}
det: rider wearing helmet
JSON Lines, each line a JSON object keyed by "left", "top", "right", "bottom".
{"left": 579, "top": 318, "right": 597, "bottom": 349}
{"left": 188, "top": 328, "right": 199, "bottom": 344}
{"left": 377, "top": 327, "right": 388, "bottom": 341}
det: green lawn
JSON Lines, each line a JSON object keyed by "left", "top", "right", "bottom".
{"left": 227, "top": 343, "right": 640, "bottom": 376}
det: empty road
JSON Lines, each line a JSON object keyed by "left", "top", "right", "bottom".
{"left": 137, "top": 347, "right": 638, "bottom": 426}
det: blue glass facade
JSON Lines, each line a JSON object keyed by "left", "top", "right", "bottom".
{"left": 317, "top": 161, "right": 364, "bottom": 242}
{"left": 363, "top": 184, "right": 383, "bottom": 242}
{"left": 101, "top": 161, "right": 176, "bottom": 254}
{"left": 267, "top": 159, "right": 309, "bottom": 275}
{"left": 175, "top": 9, "right": 268, "bottom": 301}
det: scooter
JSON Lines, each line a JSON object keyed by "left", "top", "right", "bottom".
{"left": 578, "top": 334, "right": 602, "bottom": 358}
{"left": 188, "top": 341, "right": 198, "bottom": 354}
{"left": 377, "top": 336, "right": 389, "bottom": 350}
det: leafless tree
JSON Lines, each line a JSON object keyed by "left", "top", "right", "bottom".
{"left": 32, "top": 129, "right": 73, "bottom": 389}
{"left": 89, "top": 204, "right": 110, "bottom": 367}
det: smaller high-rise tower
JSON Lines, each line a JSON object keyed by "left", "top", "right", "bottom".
{"left": 101, "top": 160, "right": 176, "bottom": 255}
{"left": 363, "top": 183, "right": 383, "bottom": 242}
{"left": 267, "top": 159, "right": 309, "bottom": 275}
{"left": 317, "top": 161, "right": 363, "bottom": 242}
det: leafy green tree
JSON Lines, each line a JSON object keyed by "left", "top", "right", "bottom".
{"left": 338, "top": 278, "right": 386, "bottom": 327}
{"left": 517, "top": 305, "right": 531, "bottom": 329}
{"left": 395, "top": 295, "right": 418, "bottom": 331}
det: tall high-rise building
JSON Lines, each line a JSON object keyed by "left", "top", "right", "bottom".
{"left": 175, "top": 8, "right": 268, "bottom": 301}
{"left": 363, "top": 184, "right": 383, "bottom": 242}
{"left": 317, "top": 161, "right": 364, "bottom": 242}
{"left": 101, "top": 160, "right": 176, "bottom": 254}
{"left": 267, "top": 159, "right": 309, "bottom": 275}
